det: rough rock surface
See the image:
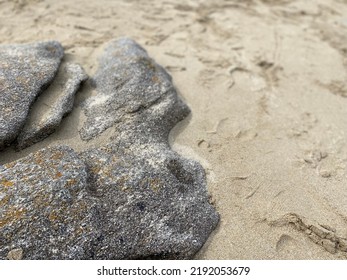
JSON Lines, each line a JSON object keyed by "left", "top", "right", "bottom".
{"left": 15, "top": 63, "right": 88, "bottom": 150}
{"left": 0, "top": 146, "right": 94, "bottom": 259}
{"left": 0, "top": 41, "right": 64, "bottom": 150}
{"left": 80, "top": 38, "right": 175, "bottom": 141}
{"left": 0, "top": 38, "right": 219, "bottom": 259}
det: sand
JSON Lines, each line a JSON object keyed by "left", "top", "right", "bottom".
{"left": 1, "top": 0, "right": 347, "bottom": 259}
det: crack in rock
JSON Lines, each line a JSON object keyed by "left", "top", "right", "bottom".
{"left": 0, "top": 41, "right": 64, "bottom": 150}
{"left": 15, "top": 62, "right": 88, "bottom": 150}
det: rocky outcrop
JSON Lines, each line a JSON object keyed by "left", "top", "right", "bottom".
{"left": 0, "top": 38, "right": 219, "bottom": 259}
{"left": 0, "top": 41, "right": 64, "bottom": 150}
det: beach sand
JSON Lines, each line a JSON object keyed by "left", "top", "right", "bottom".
{"left": 1, "top": 0, "right": 347, "bottom": 259}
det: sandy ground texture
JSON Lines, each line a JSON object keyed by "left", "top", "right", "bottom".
{"left": 1, "top": 0, "right": 347, "bottom": 259}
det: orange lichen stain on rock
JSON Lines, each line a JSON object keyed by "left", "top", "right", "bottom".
{"left": 65, "top": 178, "right": 78, "bottom": 187}
{"left": 50, "top": 151, "right": 64, "bottom": 161}
{"left": 0, "top": 208, "right": 26, "bottom": 228}
{"left": 48, "top": 210, "right": 64, "bottom": 223}
{"left": 0, "top": 195, "right": 10, "bottom": 207}
{"left": 33, "top": 154, "right": 44, "bottom": 165}
{"left": 90, "top": 166, "right": 101, "bottom": 174}
{"left": 148, "top": 178, "right": 163, "bottom": 193}
{"left": 33, "top": 192, "right": 50, "bottom": 208}
{"left": 0, "top": 179, "right": 14, "bottom": 187}
{"left": 48, "top": 211, "right": 59, "bottom": 221}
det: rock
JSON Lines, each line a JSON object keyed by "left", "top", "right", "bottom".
{"left": 77, "top": 38, "right": 219, "bottom": 259}
{"left": 0, "top": 145, "right": 97, "bottom": 259}
{"left": 0, "top": 41, "right": 64, "bottom": 150}
{"left": 0, "top": 38, "right": 219, "bottom": 259}
{"left": 78, "top": 144, "right": 219, "bottom": 259}
{"left": 15, "top": 63, "right": 88, "bottom": 150}
{"left": 79, "top": 37, "right": 177, "bottom": 141}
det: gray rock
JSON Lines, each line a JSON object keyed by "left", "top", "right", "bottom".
{"left": 15, "top": 63, "right": 88, "bottom": 150}
{"left": 0, "top": 146, "right": 96, "bottom": 259}
{"left": 0, "top": 38, "right": 219, "bottom": 259}
{"left": 78, "top": 143, "right": 219, "bottom": 259}
{"left": 79, "top": 38, "right": 219, "bottom": 259}
{"left": 79, "top": 38, "right": 176, "bottom": 141}
{"left": 0, "top": 41, "right": 64, "bottom": 150}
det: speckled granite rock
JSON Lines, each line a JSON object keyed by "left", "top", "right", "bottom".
{"left": 0, "top": 38, "right": 219, "bottom": 259}
{"left": 79, "top": 38, "right": 175, "bottom": 141}
{"left": 15, "top": 63, "right": 88, "bottom": 150}
{"left": 79, "top": 38, "right": 219, "bottom": 259}
{"left": 0, "top": 41, "right": 64, "bottom": 150}
{"left": 78, "top": 143, "right": 219, "bottom": 259}
{"left": 0, "top": 146, "right": 96, "bottom": 259}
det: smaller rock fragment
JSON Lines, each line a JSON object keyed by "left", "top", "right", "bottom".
{"left": 15, "top": 63, "right": 88, "bottom": 150}
{"left": 0, "top": 41, "right": 64, "bottom": 150}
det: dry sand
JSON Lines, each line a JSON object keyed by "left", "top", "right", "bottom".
{"left": 1, "top": 0, "right": 347, "bottom": 259}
